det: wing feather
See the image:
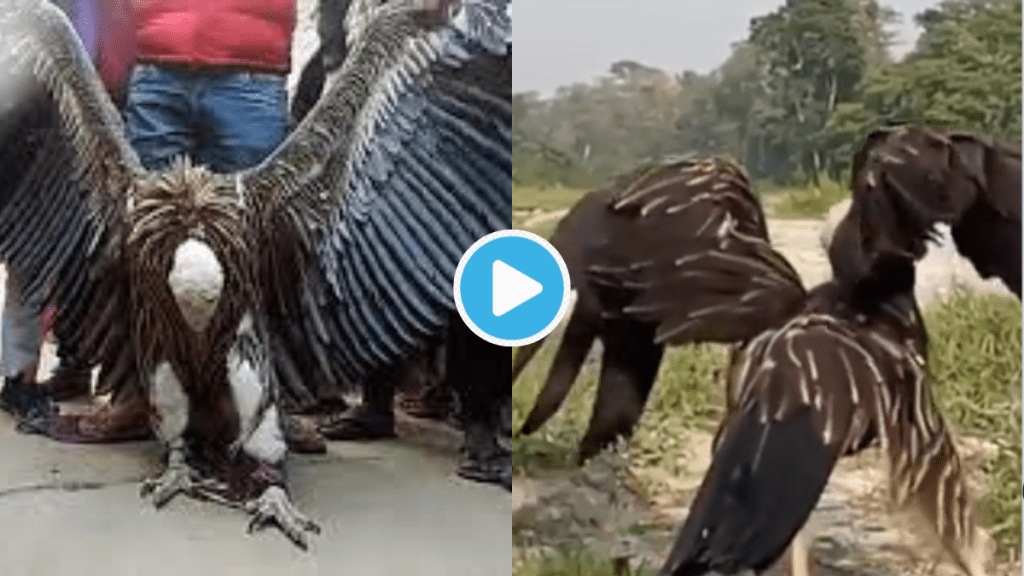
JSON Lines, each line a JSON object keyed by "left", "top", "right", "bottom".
{"left": 243, "top": 1, "right": 510, "bottom": 387}
{"left": 0, "top": 1, "right": 140, "bottom": 390}
{"left": 585, "top": 158, "right": 806, "bottom": 346}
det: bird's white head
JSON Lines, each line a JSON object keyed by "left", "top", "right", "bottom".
{"left": 167, "top": 238, "right": 224, "bottom": 333}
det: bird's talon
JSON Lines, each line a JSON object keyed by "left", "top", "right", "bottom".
{"left": 140, "top": 464, "right": 200, "bottom": 509}
{"left": 244, "top": 486, "right": 319, "bottom": 550}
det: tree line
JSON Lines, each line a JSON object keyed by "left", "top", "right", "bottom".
{"left": 513, "top": 0, "right": 1021, "bottom": 189}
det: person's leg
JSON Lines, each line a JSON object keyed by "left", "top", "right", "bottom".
{"left": 123, "top": 64, "right": 195, "bottom": 171}
{"left": 319, "top": 371, "right": 397, "bottom": 441}
{"left": 194, "top": 71, "right": 289, "bottom": 173}
{"left": 0, "top": 267, "right": 55, "bottom": 431}
{"left": 447, "top": 316, "right": 511, "bottom": 490}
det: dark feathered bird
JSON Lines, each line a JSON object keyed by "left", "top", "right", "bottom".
{"left": 606, "top": 217, "right": 988, "bottom": 576}
{"left": 831, "top": 124, "right": 1021, "bottom": 299}
{"left": 0, "top": 0, "right": 509, "bottom": 548}
{"left": 512, "top": 157, "right": 805, "bottom": 462}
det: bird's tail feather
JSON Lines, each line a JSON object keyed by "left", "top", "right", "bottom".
{"left": 659, "top": 405, "right": 839, "bottom": 576}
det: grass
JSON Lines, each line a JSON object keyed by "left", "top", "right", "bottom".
{"left": 513, "top": 185, "right": 588, "bottom": 213}
{"left": 924, "top": 292, "right": 1022, "bottom": 558}
{"left": 513, "top": 292, "right": 1022, "bottom": 571}
{"left": 766, "top": 178, "right": 850, "bottom": 219}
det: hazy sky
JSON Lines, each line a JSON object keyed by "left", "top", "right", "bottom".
{"left": 514, "top": 0, "right": 941, "bottom": 95}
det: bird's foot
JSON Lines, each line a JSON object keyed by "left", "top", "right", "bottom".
{"left": 245, "top": 486, "right": 321, "bottom": 550}
{"left": 140, "top": 462, "right": 226, "bottom": 509}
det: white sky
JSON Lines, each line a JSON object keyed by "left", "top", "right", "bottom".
{"left": 513, "top": 0, "right": 942, "bottom": 95}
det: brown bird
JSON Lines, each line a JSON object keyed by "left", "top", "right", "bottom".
{"left": 830, "top": 124, "right": 1020, "bottom": 299}
{"left": 596, "top": 208, "right": 987, "bottom": 575}
{"left": 512, "top": 157, "right": 805, "bottom": 463}
{"left": 0, "top": 0, "right": 509, "bottom": 548}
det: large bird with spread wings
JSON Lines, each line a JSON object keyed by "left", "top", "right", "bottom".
{"left": 593, "top": 201, "right": 987, "bottom": 574}
{"left": 0, "top": 0, "right": 510, "bottom": 548}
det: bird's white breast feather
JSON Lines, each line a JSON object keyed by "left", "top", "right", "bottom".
{"left": 167, "top": 238, "right": 224, "bottom": 332}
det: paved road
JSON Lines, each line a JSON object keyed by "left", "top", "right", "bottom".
{"left": 0, "top": 410, "right": 510, "bottom": 576}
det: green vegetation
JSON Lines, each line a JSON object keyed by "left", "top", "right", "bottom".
{"left": 514, "top": 0, "right": 1021, "bottom": 190}
{"left": 925, "top": 293, "right": 1022, "bottom": 557}
{"left": 769, "top": 178, "right": 850, "bottom": 219}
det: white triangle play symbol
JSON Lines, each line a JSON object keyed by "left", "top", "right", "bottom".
{"left": 492, "top": 260, "right": 543, "bottom": 317}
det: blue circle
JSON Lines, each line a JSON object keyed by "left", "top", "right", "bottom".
{"left": 454, "top": 231, "right": 570, "bottom": 347}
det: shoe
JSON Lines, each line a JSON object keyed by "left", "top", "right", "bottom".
{"left": 0, "top": 375, "right": 57, "bottom": 435}
{"left": 39, "top": 359, "right": 92, "bottom": 401}
{"left": 456, "top": 397, "right": 511, "bottom": 491}
{"left": 283, "top": 414, "right": 327, "bottom": 454}
{"left": 46, "top": 390, "right": 151, "bottom": 444}
{"left": 318, "top": 404, "right": 397, "bottom": 441}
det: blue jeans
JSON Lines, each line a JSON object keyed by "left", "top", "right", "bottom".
{"left": 124, "top": 64, "right": 290, "bottom": 173}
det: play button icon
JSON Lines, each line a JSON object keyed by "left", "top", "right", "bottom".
{"left": 492, "top": 260, "right": 543, "bottom": 317}
{"left": 454, "top": 230, "right": 571, "bottom": 347}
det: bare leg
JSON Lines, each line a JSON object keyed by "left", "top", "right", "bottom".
{"left": 228, "top": 313, "right": 319, "bottom": 549}
{"left": 788, "top": 527, "right": 814, "bottom": 576}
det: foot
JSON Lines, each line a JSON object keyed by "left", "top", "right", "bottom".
{"left": 457, "top": 400, "right": 511, "bottom": 491}
{"left": 458, "top": 449, "right": 512, "bottom": 491}
{"left": 283, "top": 415, "right": 327, "bottom": 454}
{"left": 39, "top": 360, "right": 92, "bottom": 401}
{"left": 0, "top": 376, "right": 57, "bottom": 434}
{"left": 140, "top": 462, "right": 203, "bottom": 508}
{"left": 47, "top": 392, "right": 151, "bottom": 444}
{"left": 318, "top": 404, "right": 396, "bottom": 441}
{"left": 245, "top": 485, "right": 321, "bottom": 550}
{"left": 398, "top": 386, "right": 456, "bottom": 421}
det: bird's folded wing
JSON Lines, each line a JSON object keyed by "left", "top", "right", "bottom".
{"left": 586, "top": 161, "right": 806, "bottom": 346}
{"left": 241, "top": 1, "right": 510, "bottom": 385}
{"left": 0, "top": 2, "right": 141, "bottom": 381}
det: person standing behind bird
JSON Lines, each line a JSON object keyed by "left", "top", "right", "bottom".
{"left": 50, "top": 0, "right": 329, "bottom": 454}
{"left": 0, "top": 0, "right": 132, "bottom": 432}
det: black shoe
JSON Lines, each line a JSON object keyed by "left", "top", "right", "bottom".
{"left": 0, "top": 376, "right": 57, "bottom": 434}
{"left": 318, "top": 404, "right": 397, "bottom": 441}
{"left": 457, "top": 399, "right": 511, "bottom": 491}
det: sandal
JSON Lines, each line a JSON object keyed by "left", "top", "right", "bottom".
{"left": 46, "top": 396, "right": 151, "bottom": 444}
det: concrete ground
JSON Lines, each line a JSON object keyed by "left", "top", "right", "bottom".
{"left": 0, "top": 408, "right": 510, "bottom": 576}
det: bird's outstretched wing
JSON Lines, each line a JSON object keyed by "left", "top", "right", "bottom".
{"left": 587, "top": 158, "right": 807, "bottom": 347}
{"left": 660, "top": 294, "right": 983, "bottom": 576}
{"left": 240, "top": 0, "right": 510, "bottom": 390}
{"left": 0, "top": 0, "right": 142, "bottom": 387}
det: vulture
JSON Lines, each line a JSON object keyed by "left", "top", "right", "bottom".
{"left": 598, "top": 205, "right": 986, "bottom": 574}
{"left": 0, "top": 0, "right": 510, "bottom": 549}
{"left": 831, "top": 124, "right": 1021, "bottom": 299}
{"left": 512, "top": 157, "right": 805, "bottom": 463}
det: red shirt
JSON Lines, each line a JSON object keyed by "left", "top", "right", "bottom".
{"left": 133, "top": 0, "right": 296, "bottom": 74}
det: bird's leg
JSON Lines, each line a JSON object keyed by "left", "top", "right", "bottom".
{"left": 788, "top": 527, "right": 815, "bottom": 576}
{"left": 228, "top": 313, "right": 320, "bottom": 550}
{"left": 140, "top": 362, "right": 212, "bottom": 508}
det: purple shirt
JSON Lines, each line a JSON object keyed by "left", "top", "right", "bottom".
{"left": 70, "top": 0, "right": 99, "bottom": 61}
